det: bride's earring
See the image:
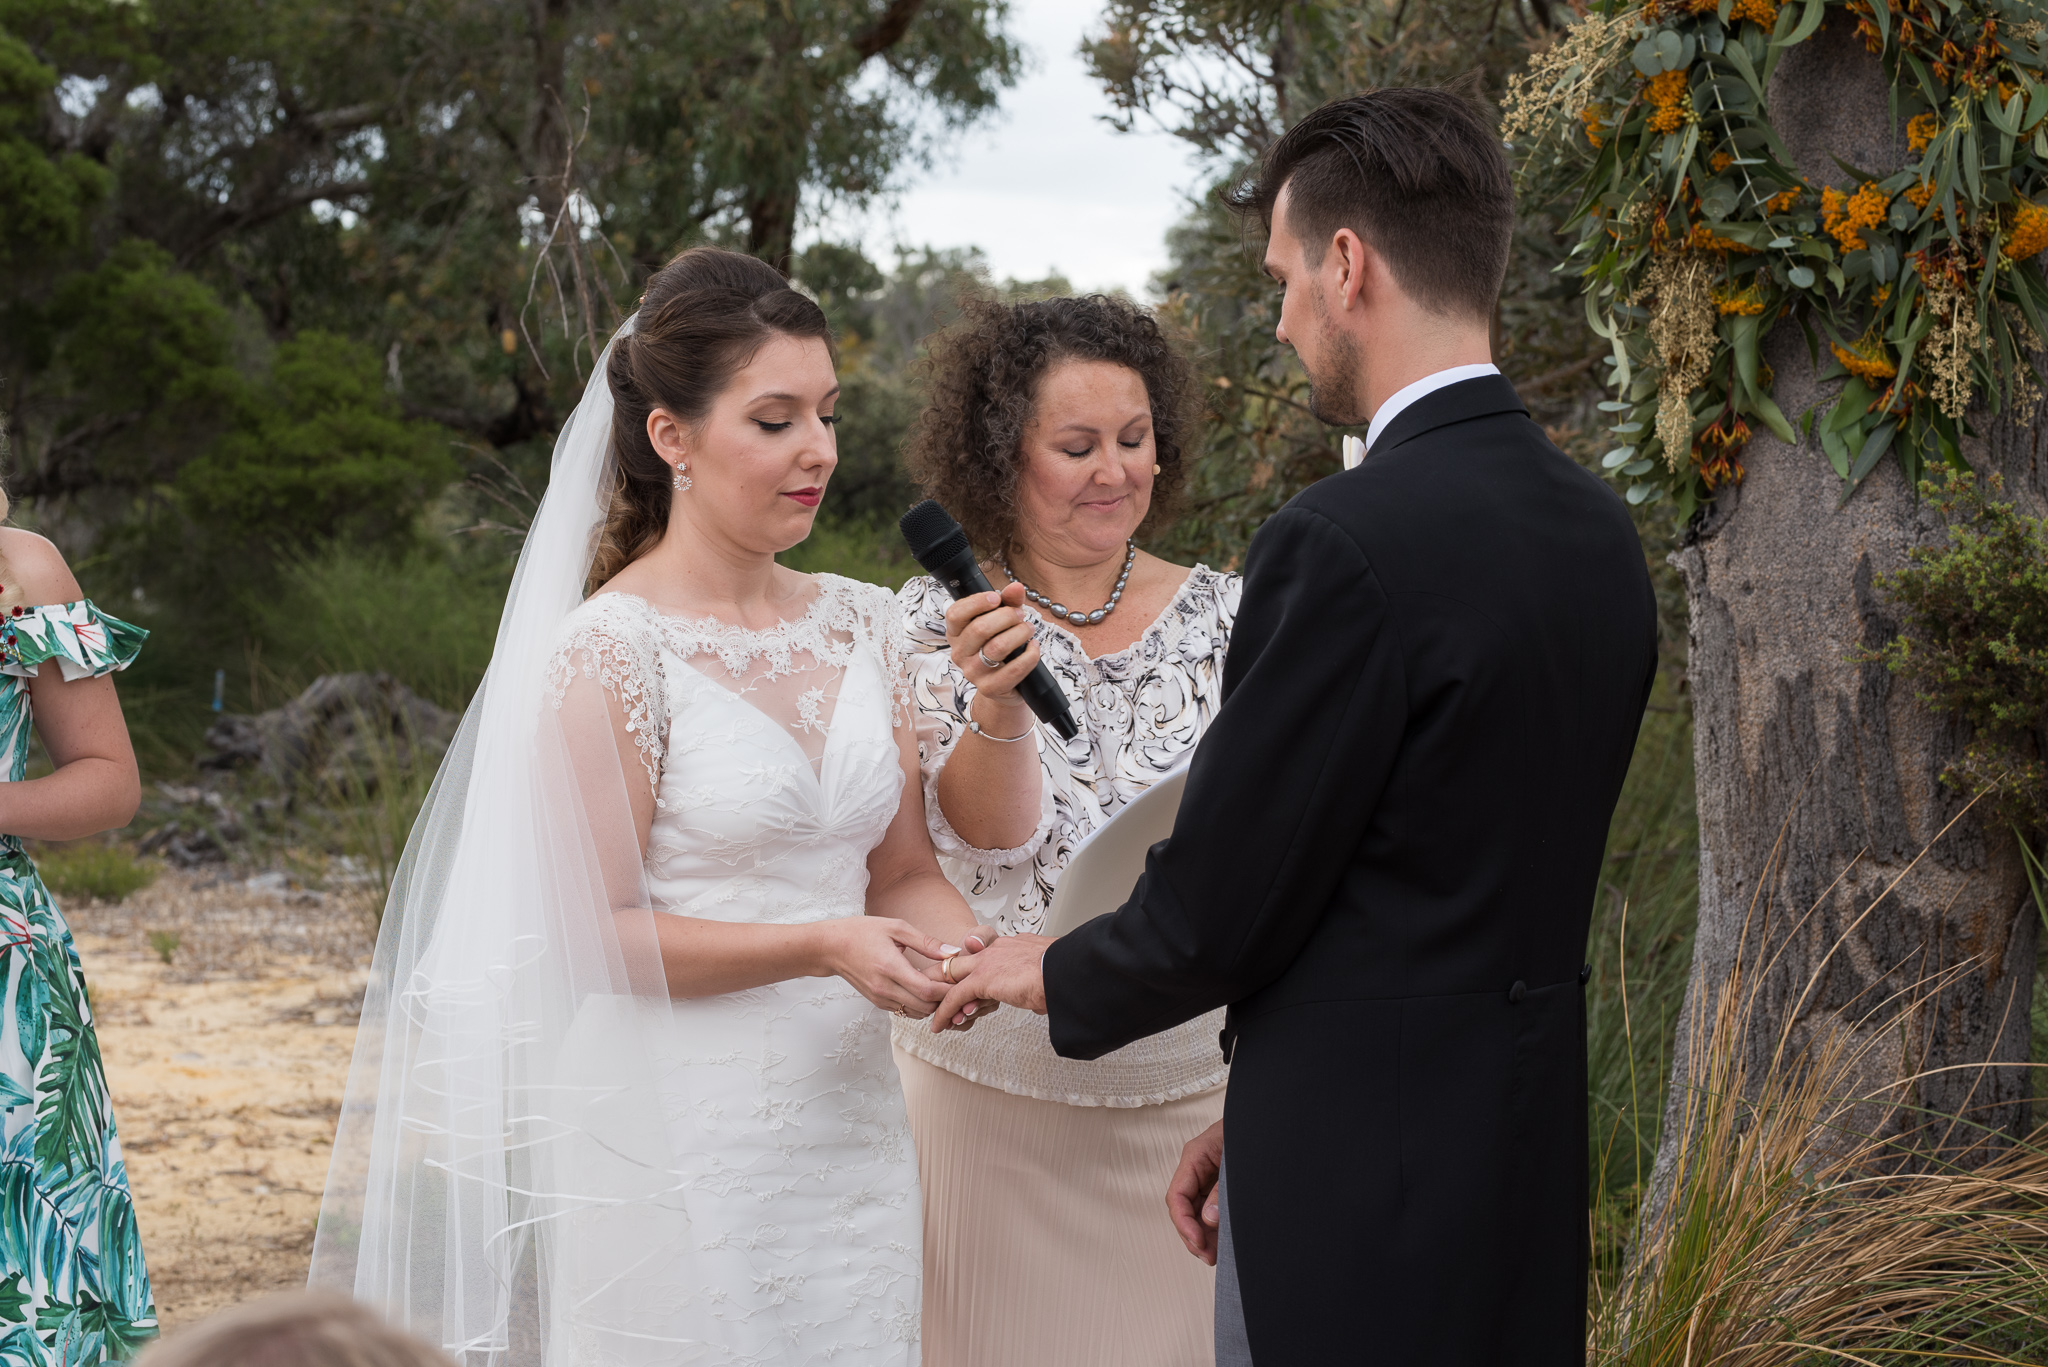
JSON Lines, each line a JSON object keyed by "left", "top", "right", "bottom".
{"left": 673, "top": 462, "right": 691, "bottom": 493}
{"left": 1152, "top": 463, "right": 1162, "bottom": 475}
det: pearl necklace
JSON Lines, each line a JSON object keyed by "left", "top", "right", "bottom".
{"left": 1001, "top": 542, "right": 1136, "bottom": 626}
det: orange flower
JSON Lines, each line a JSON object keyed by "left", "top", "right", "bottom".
{"left": 1905, "top": 180, "right": 1937, "bottom": 209}
{"left": 1645, "top": 69, "right": 1693, "bottom": 134}
{"left": 1686, "top": 223, "right": 1754, "bottom": 254}
{"left": 1693, "top": 414, "right": 1750, "bottom": 491}
{"left": 1765, "top": 184, "right": 1803, "bottom": 214}
{"left": 2006, "top": 199, "right": 2048, "bottom": 260}
{"left": 1822, "top": 182, "right": 1891, "bottom": 252}
{"left": 1907, "top": 112, "right": 1941, "bottom": 153}
{"left": 1730, "top": 0, "right": 1778, "bottom": 26}
{"left": 1714, "top": 280, "right": 1770, "bottom": 316}
{"left": 1709, "top": 151, "right": 1733, "bottom": 172}
{"left": 1832, "top": 328, "right": 1898, "bottom": 384}
{"left": 1580, "top": 105, "right": 1610, "bottom": 148}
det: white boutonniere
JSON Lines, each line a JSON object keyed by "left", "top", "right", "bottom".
{"left": 1342, "top": 435, "right": 1366, "bottom": 471}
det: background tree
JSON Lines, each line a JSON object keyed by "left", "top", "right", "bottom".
{"left": 1650, "top": 20, "right": 2045, "bottom": 1178}
{"left": 0, "top": 0, "right": 1019, "bottom": 749}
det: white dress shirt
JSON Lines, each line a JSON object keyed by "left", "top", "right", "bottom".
{"left": 1364, "top": 362, "right": 1501, "bottom": 452}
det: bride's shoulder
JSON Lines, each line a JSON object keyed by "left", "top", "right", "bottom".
{"left": 562, "top": 588, "right": 658, "bottom": 629}
{"left": 805, "top": 572, "right": 903, "bottom": 629}
{"left": 552, "top": 590, "right": 662, "bottom": 660}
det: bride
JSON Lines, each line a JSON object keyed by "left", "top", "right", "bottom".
{"left": 311, "top": 247, "right": 993, "bottom": 1365}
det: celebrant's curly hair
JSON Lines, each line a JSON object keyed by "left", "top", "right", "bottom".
{"left": 590, "top": 247, "right": 835, "bottom": 593}
{"left": 905, "top": 294, "right": 1202, "bottom": 557}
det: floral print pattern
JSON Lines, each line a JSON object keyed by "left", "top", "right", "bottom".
{"left": 0, "top": 602, "right": 154, "bottom": 1362}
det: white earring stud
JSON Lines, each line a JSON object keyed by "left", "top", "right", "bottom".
{"left": 673, "top": 463, "right": 691, "bottom": 493}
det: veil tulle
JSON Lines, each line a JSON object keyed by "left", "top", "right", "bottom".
{"left": 311, "top": 317, "right": 682, "bottom": 1361}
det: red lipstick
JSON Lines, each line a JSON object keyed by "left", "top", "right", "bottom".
{"left": 783, "top": 487, "right": 822, "bottom": 508}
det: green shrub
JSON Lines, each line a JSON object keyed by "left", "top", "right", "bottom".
{"left": 249, "top": 539, "right": 511, "bottom": 712}
{"left": 36, "top": 844, "right": 157, "bottom": 905}
{"left": 1868, "top": 469, "right": 2048, "bottom": 834}
{"left": 777, "top": 515, "right": 918, "bottom": 590}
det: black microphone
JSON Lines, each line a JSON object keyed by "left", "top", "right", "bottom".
{"left": 899, "top": 499, "right": 1079, "bottom": 740}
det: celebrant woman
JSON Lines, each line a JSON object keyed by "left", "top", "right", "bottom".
{"left": 893, "top": 294, "right": 1238, "bottom": 1367}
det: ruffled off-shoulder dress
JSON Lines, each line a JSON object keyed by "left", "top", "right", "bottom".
{"left": 0, "top": 601, "right": 156, "bottom": 1363}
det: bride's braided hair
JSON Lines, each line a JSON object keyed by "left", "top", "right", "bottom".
{"left": 589, "top": 247, "right": 834, "bottom": 594}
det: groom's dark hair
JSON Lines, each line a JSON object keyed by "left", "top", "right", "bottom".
{"left": 1229, "top": 85, "right": 1514, "bottom": 323}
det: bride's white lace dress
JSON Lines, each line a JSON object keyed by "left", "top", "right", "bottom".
{"left": 540, "top": 573, "right": 921, "bottom": 1366}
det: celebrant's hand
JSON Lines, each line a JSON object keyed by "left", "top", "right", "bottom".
{"left": 1167, "top": 1119, "right": 1224, "bottom": 1266}
{"left": 928, "top": 932, "right": 1050, "bottom": 1030}
{"left": 946, "top": 582, "right": 1042, "bottom": 709}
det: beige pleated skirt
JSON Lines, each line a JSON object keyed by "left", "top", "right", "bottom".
{"left": 894, "top": 1043, "right": 1225, "bottom": 1367}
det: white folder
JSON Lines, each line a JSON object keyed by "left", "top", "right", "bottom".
{"left": 1039, "top": 762, "right": 1191, "bottom": 937}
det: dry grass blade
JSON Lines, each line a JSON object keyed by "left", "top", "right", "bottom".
{"left": 1595, "top": 866, "right": 2048, "bottom": 1365}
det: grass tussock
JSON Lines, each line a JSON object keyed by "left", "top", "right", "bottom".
{"left": 35, "top": 842, "right": 158, "bottom": 905}
{"left": 1588, "top": 685, "right": 1701, "bottom": 1270}
{"left": 1594, "top": 850, "right": 2048, "bottom": 1362}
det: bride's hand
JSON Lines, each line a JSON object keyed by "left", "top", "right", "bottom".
{"left": 814, "top": 917, "right": 955, "bottom": 1018}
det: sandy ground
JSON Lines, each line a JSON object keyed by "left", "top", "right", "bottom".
{"left": 67, "top": 869, "right": 376, "bottom": 1328}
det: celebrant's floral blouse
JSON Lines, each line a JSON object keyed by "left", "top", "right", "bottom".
{"left": 892, "top": 567, "right": 1239, "bottom": 1108}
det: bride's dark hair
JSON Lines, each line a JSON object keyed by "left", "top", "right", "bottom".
{"left": 589, "top": 246, "right": 834, "bottom": 593}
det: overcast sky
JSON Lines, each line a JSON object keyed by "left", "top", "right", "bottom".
{"left": 816, "top": 0, "right": 1209, "bottom": 296}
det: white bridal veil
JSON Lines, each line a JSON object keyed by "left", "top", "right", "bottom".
{"left": 310, "top": 317, "right": 686, "bottom": 1361}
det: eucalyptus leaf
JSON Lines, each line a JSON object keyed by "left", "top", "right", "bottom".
{"left": 1621, "top": 459, "right": 1656, "bottom": 477}
{"left": 1633, "top": 36, "right": 1663, "bottom": 76}
{"left": 1603, "top": 446, "right": 1639, "bottom": 469}
{"left": 1655, "top": 29, "right": 1684, "bottom": 69}
{"left": 1788, "top": 264, "right": 1816, "bottom": 288}
{"left": 1820, "top": 420, "right": 1852, "bottom": 478}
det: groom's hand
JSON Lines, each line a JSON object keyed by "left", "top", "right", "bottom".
{"left": 928, "top": 932, "right": 1050, "bottom": 1031}
{"left": 1167, "top": 1120, "right": 1224, "bottom": 1266}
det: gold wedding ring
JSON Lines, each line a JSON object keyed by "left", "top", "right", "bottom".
{"left": 941, "top": 954, "right": 962, "bottom": 983}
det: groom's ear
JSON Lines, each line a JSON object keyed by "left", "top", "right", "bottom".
{"left": 1328, "top": 227, "right": 1375, "bottom": 314}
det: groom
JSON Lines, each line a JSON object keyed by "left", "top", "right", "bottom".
{"left": 933, "top": 85, "right": 1656, "bottom": 1365}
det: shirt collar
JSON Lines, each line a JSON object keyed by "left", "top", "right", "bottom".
{"left": 1363, "top": 363, "right": 1501, "bottom": 454}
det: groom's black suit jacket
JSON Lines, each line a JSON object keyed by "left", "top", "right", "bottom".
{"left": 1044, "top": 375, "right": 1656, "bottom": 1366}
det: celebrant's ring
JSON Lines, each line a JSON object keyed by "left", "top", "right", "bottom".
{"left": 976, "top": 648, "right": 1001, "bottom": 670}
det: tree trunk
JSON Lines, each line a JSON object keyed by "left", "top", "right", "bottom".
{"left": 1650, "top": 23, "right": 2039, "bottom": 1193}
{"left": 744, "top": 181, "right": 801, "bottom": 277}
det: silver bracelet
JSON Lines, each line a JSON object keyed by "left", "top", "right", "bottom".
{"left": 967, "top": 718, "right": 1036, "bottom": 744}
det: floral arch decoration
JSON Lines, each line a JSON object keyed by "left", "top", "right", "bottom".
{"left": 1504, "top": 0, "right": 2048, "bottom": 522}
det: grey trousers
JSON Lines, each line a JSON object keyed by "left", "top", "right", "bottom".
{"left": 1215, "top": 1161, "right": 1253, "bottom": 1367}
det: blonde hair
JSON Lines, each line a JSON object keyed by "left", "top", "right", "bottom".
{"left": 133, "top": 1292, "right": 454, "bottom": 1367}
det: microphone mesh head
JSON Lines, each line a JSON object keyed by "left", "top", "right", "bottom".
{"left": 899, "top": 499, "right": 970, "bottom": 567}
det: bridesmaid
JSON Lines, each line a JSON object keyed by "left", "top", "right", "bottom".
{"left": 893, "top": 294, "right": 1237, "bottom": 1367}
{"left": 0, "top": 503, "right": 155, "bottom": 1359}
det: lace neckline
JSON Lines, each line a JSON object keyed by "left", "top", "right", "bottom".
{"left": 591, "top": 580, "right": 843, "bottom": 677}
{"left": 1029, "top": 564, "right": 1217, "bottom": 666}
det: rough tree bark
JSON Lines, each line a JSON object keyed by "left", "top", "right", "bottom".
{"left": 1650, "top": 23, "right": 2042, "bottom": 1192}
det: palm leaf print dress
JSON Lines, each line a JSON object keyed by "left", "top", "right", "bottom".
{"left": 0, "top": 602, "right": 155, "bottom": 1363}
